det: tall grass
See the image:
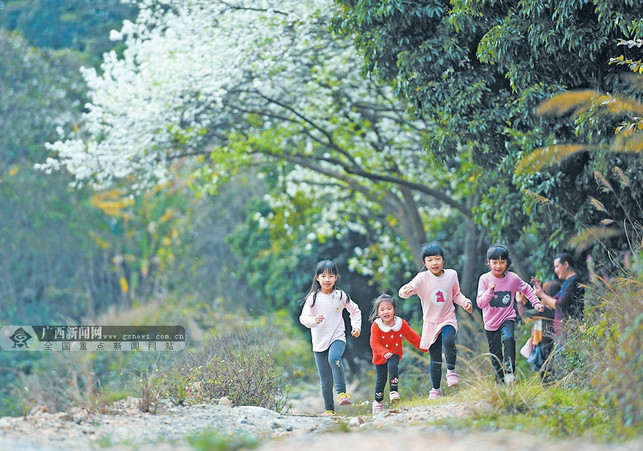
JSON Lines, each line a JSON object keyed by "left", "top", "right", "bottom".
{"left": 565, "top": 256, "right": 643, "bottom": 433}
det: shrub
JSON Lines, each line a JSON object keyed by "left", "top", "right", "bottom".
{"left": 163, "top": 327, "right": 288, "bottom": 411}
{"left": 568, "top": 256, "right": 643, "bottom": 434}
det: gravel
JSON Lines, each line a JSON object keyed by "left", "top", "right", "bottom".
{"left": 0, "top": 397, "right": 640, "bottom": 451}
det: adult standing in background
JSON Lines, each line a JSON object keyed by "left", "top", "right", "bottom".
{"left": 533, "top": 252, "right": 585, "bottom": 336}
{"left": 532, "top": 252, "right": 585, "bottom": 378}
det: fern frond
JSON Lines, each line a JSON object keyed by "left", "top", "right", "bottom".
{"left": 588, "top": 196, "right": 608, "bottom": 213}
{"left": 593, "top": 171, "right": 614, "bottom": 193}
{"left": 537, "top": 89, "right": 643, "bottom": 118}
{"left": 522, "top": 189, "right": 551, "bottom": 204}
{"left": 599, "top": 96, "right": 643, "bottom": 116}
{"left": 567, "top": 227, "right": 624, "bottom": 253}
{"left": 612, "top": 166, "right": 631, "bottom": 188}
{"left": 516, "top": 144, "right": 588, "bottom": 174}
{"left": 536, "top": 90, "right": 597, "bottom": 117}
{"left": 612, "top": 132, "right": 643, "bottom": 153}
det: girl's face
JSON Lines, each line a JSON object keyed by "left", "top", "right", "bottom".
{"left": 316, "top": 271, "right": 338, "bottom": 294}
{"left": 377, "top": 300, "right": 395, "bottom": 323}
{"left": 489, "top": 258, "right": 508, "bottom": 278}
{"left": 423, "top": 255, "right": 444, "bottom": 276}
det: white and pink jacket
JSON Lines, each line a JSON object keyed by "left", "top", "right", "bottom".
{"left": 299, "top": 289, "right": 362, "bottom": 352}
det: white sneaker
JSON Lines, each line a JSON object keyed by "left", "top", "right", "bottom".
{"left": 372, "top": 400, "right": 383, "bottom": 414}
{"left": 504, "top": 373, "right": 516, "bottom": 385}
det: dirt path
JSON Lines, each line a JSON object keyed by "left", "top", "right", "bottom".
{"left": 0, "top": 398, "right": 640, "bottom": 450}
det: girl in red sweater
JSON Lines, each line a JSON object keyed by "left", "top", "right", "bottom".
{"left": 369, "top": 294, "right": 425, "bottom": 413}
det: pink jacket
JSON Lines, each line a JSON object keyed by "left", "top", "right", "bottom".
{"left": 398, "top": 269, "right": 471, "bottom": 349}
{"left": 476, "top": 271, "right": 541, "bottom": 331}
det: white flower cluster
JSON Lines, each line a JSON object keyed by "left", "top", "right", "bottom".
{"left": 38, "top": 0, "right": 463, "bottom": 277}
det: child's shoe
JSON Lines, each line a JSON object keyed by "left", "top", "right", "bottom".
{"left": 389, "top": 391, "right": 401, "bottom": 403}
{"left": 446, "top": 370, "right": 459, "bottom": 387}
{"left": 320, "top": 409, "right": 335, "bottom": 416}
{"left": 337, "top": 392, "right": 351, "bottom": 406}
{"left": 504, "top": 373, "right": 516, "bottom": 385}
{"left": 372, "top": 400, "right": 383, "bottom": 414}
{"left": 428, "top": 388, "right": 442, "bottom": 399}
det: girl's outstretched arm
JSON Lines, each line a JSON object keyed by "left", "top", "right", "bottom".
{"left": 398, "top": 283, "right": 416, "bottom": 299}
{"left": 345, "top": 297, "right": 362, "bottom": 336}
{"left": 520, "top": 280, "right": 544, "bottom": 312}
{"left": 401, "top": 320, "right": 424, "bottom": 351}
{"left": 451, "top": 274, "right": 473, "bottom": 313}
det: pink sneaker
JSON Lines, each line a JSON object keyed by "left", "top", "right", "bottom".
{"left": 446, "top": 370, "right": 459, "bottom": 387}
{"left": 372, "top": 400, "right": 383, "bottom": 414}
{"left": 389, "top": 391, "right": 401, "bottom": 403}
{"left": 337, "top": 392, "right": 351, "bottom": 406}
{"left": 428, "top": 388, "right": 442, "bottom": 400}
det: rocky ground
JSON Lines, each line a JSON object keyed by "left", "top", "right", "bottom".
{"left": 0, "top": 396, "right": 640, "bottom": 451}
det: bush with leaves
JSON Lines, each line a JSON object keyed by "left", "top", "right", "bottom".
{"left": 163, "top": 328, "right": 288, "bottom": 412}
{"left": 564, "top": 255, "right": 643, "bottom": 435}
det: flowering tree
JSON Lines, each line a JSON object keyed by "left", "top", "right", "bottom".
{"left": 41, "top": 0, "right": 480, "bottom": 290}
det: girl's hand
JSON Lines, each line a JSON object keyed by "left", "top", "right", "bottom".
{"left": 464, "top": 301, "right": 473, "bottom": 314}
{"left": 400, "top": 284, "right": 414, "bottom": 297}
{"left": 351, "top": 328, "right": 361, "bottom": 338}
{"left": 531, "top": 277, "right": 544, "bottom": 296}
{"left": 315, "top": 314, "right": 324, "bottom": 324}
{"left": 384, "top": 352, "right": 393, "bottom": 359}
{"left": 488, "top": 282, "right": 495, "bottom": 291}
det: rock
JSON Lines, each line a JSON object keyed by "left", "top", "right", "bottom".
{"left": 29, "top": 405, "right": 48, "bottom": 415}
{"left": 218, "top": 396, "right": 233, "bottom": 406}
{"left": 347, "top": 416, "right": 365, "bottom": 427}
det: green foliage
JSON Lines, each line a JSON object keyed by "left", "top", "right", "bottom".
{"left": 517, "top": 77, "right": 643, "bottom": 270}
{"left": 565, "top": 256, "right": 643, "bottom": 433}
{"left": 86, "top": 182, "right": 195, "bottom": 304}
{"left": 334, "top": 0, "right": 643, "bottom": 276}
{"left": 0, "top": 29, "right": 127, "bottom": 321}
{"left": 0, "top": 0, "right": 137, "bottom": 65}
{"left": 0, "top": 30, "right": 87, "bottom": 164}
{"left": 187, "top": 428, "right": 258, "bottom": 451}
{"left": 534, "top": 389, "right": 612, "bottom": 438}
{"left": 459, "top": 385, "right": 614, "bottom": 440}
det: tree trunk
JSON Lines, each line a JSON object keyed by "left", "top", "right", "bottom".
{"left": 461, "top": 216, "right": 480, "bottom": 300}
{"left": 399, "top": 186, "right": 428, "bottom": 266}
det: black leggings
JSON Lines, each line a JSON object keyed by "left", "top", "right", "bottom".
{"left": 374, "top": 354, "right": 400, "bottom": 402}
{"left": 485, "top": 319, "right": 515, "bottom": 381}
{"left": 428, "top": 325, "right": 457, "bottom": 389}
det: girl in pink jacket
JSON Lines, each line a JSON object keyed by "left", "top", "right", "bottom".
{"left": 476, "top": 244, "right": 544, "bottom": 384}
{"left": 399, "top": 242, "right": 473, "bottom": 399}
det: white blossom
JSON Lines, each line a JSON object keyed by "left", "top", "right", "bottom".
{"left": 40, "top": 0, "right": 462, "bottom": 278}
